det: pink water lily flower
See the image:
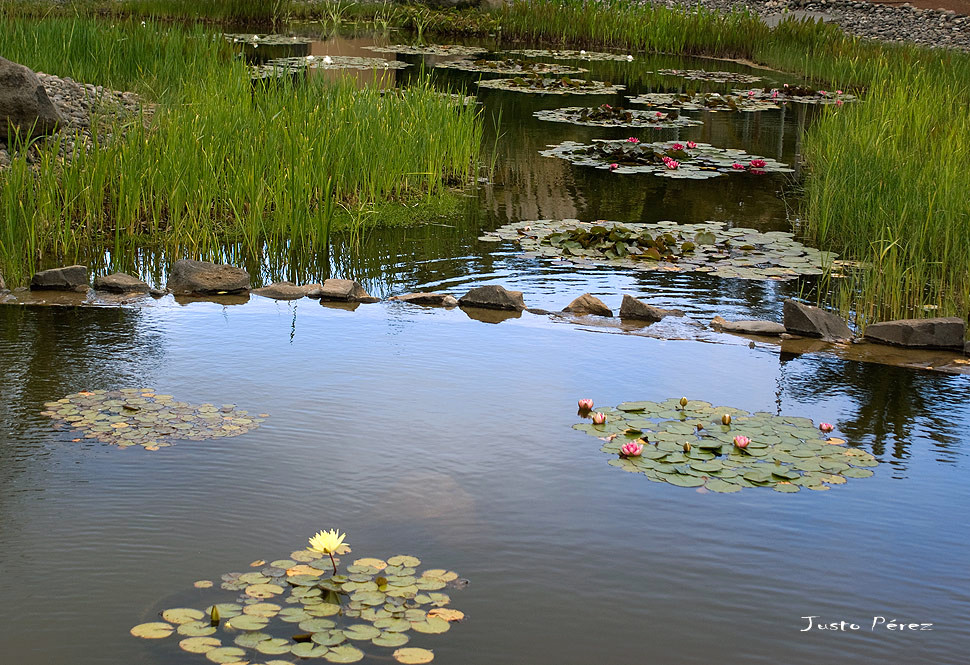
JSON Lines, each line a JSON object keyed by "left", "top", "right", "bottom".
{"left": 835, "top": 99, "right": 844, "bottom": 107}
{"left": 750, "top": 159, "right": 766, "bottom": 168}
{"left": 819, "top": 90, "right": 827, "bottom": 96}
{"left": 819, "top": 422, "right": 834, "bottom": 433}
{"left": 836, "top": 90, "right": 843, "bottom": 95}
{"left": 626, "top": 137, "right": 640, "bottom": 143}
{"left": 671, "top": 143, "right": 684, "bottom": 150}
{"left": 620, "top": 441, "right": 644, "bottom": 457}
{"left": 592, "top": 412, "right": 607, "bottom": 425}
{"left": 578, "top": 398, "right": 594, "bottom": 411}
{"left": 664, "top": 159, "right": 680, "bottom": 170}
{"left": 655, "top": 111, "right": 664, "bottom": 118}
{"left": 771, "top": 90, "right": 779, "bottom": 99}
{"left": 686, "top": 141, "right": 697, "bottom": 149}
{"left": 733, "top": 435, "right": 750, "bottom": 449}
{"left": 731, "top": 162, "right": 745, "bottom": 170}
{"left": 609, "top": 163, "right": 619, "bottom": 170}
{"left": 747, "top": 90, "right": 755, "bottom": 97}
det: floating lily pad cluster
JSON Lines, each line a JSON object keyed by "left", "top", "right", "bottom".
{"left": 479, "top": 219, "right": 833, "bottom": 280}
{"left": 224, "top": 33, "right": 312, "bottom": 46}
{"left": 533, "top": 104, "right": 702, "bottom": 128}
{"left": 435, "top": 58, "right": 586, "bottom": 76}
{"left": 627, "top": 91, "right": 779, "bottom": 112}
{"left": 573, "top": 398, "right": 878, "bottom": 492}
{"left": 41, "top": 389, "right": 266, "bottom": 450}
{"left": 130, "top": 549, "right": 465, "bottom": 664}
{"left": 541, "top": 139, "right": 794, "bottom": 179}
{"left": 734, "top": 86, "right": 858, "bottom": 105}
{"left": 506, "top": 49, "right": 636, "bottom": 62}
{"left": 478, "top": 76, "right": 624, "bottom": 95}
{"left": 253, "top": 56, "right": 409, "bottom": 78}
{"left": 657, "top": 68, "right": 763, "bottom": 84}
{"left": 363, "top": 44, "right": 488, "bottom": 57}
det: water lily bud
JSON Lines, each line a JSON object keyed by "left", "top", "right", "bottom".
{"left": 695, "top": 422, "right": 704, "bottom": 431}
{"left": 578, "top": 398, "right": 594, "bottom": 411}
{"left": 733, "top": 435, "right": 750, "bottom": 449}
{"left": 819, "top": 422, "right": 834, "bottom": 433}
{"left": 683, "top": 441, "right": 691, "bottom": 452}
{"left": 721, "top": 414, "right": 732, "bottom": 426}
{"left": 591, "top": 412, "right": 607, "bottom": 425}
{"left": 210, "top": 605, "right": 220, "bottom": 625}
{"left": 679, "top": 396, "right": 688, "bottom": 407}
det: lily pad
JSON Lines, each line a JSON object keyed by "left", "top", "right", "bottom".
{"left": 394, "top": 647, "right": 435, "bottom": 664}
{"left": 254, "top": 56, "right": 408, "bottom": 79}
{"left": 363, "top": 44, "right": 488, "bottom": 57}
{"left": 205, "top": 646, "right": 248, "bottom": 664}
{"left": 507, "top": 48, "right": 638, "bottom": 62}
{"left": 131, "top": 622, "right": 174, "bottom": 639}
{"left": 656, "top": 68, "right": 763, "bottom": 84}
{"left": 180, "top": 636, "right": 222, "bottom": 654}
{"left": 324, "top": 645, "right": 365, "bottom": 663}
{"left": 533, "top": 104, "right": 702, "bottom": 129}
{"left": 436, "top": 58, "right": 585, "bottom": 76}
{"left": 478, "top": 76, "right": 624, "bottom": 95}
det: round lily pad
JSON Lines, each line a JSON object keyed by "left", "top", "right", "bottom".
{"left": 131, "top": 622, "right": 174, "bottom": 639}
{"left": 205, "top": 646, "right": 248, "bottom": 664}
{"left": 387, "top": 555, "right": 421, "bottom": 567}
{"left": 478, "top": 76, "right": 624, "bottom": 95}
{"left": 179, "top": 636, "right": 222, "bottom": 653}
{"left": 534, "top": 105, "right": 702, "bottom": 129}
{"left": 394, "top": 647, "right": 435, "bottom": 664}
{"left": 363, "top": 44, "right": 487, "bottom": 57}
{"left": 227, "top": 614, "right": 269, "bottom": 631}
{"left": 374, "top": 631, "right": 410, "bottom": 647}
{"left": 324, "top": 645, "right": 365, "bottom": 663}
{"left": 163, "top": 608, "right": 205, "bottom": 624}
{"left": 657, "top": 68, "right": 763, "bottom": 84}
{"left": 292, "top": 642, "right": 330, "bottom": 657}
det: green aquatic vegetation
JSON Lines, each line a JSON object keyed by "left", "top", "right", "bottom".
{"left": 656, "top": 68, "right": 762, "bottom": 84}
{"left": 532, "top": 104, "right": 702, "bottom": 129}
{"left": 41, "top": 389, "right": 266, "bottom": 450}
{"left": 435, "top": 57, "right": 586, "bottom": 76}
{"left": 363, "top": 44, "right": 487, "bottom": 57}
{"left": 223, "top": 33, "right": 311, "bottom": 46}
{"left": 627, "top": 92, "right": 779, "bottom": 113}
{"left": 540, "top": 139, "right": 793, "bottom": 179}
{"left": 477, "top": 76, "right": 624, "bottom": 95}
{"left": 573, "top": 398, "right": 877, "bottom": 492}
{"left": 505, "top": 48, "right": 637, "bottom": 62}
{"left": 480, "top": 219, "right": 832, "bottom": 280}
{"left": 734, "top": 86, "right": 858, "bottom": 105}
{"left": 253, "top": 55, "right": 410, "bottom": 78}
{"left": 130, "top": 545, "right": 465, "bottom": 664}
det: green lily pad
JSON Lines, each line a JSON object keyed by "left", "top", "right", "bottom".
{"left": 205, "top": 646, "right": 248, "bottom": 663}
{"left": 324, "top": 645, "right": 365, "bottom": 663}
{"left": 292, "top": 642, "right": 330, "bottom": 657}
{"left": 179, "top": 636, "right": 222, "bottom": 653}
{"left": 131, "top": 622, "right": 174, "bottom": 639}
{"left": 374, "top": 631, "right": 410, "bottom": 647}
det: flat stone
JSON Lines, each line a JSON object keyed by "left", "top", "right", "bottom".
{"left": 388, "top": 292, "right": 459, "bottom": 307}
{"left": 166, "top": 259, "right": 250, "bottom": 295}
{"left": 619, "top": 294, "right": 684, "bottom": 321}
{"left": 30, "top": 265, "right": 88, "bottom": 291}
{"left": 307, "top": 279, "right": 379, "bottom": 303}
{"left": 563, "top": 293, "right": 613, "bottom": 317}
{"left": 711, "top": 315, "right": 786, "bottom": 336}
{"left": 783, "top": 299, "right": 853, "bottom": 341}
{"left": 458, "top": 285, "right": 526, "bottom": 311}
{"left": 0, "top": 56, "right": 63, "bottom": 141}
{"left": 864, "top": 317, "right": 965, "bottom": 350}
{"left": 93, "top": 272, "right": 149, "bottom": 293}
{"left": 252, "top": 281, "right": 309, "bottom": 300}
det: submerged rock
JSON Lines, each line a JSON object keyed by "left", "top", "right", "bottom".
{"left": 166, "top": 259, "right": 250, "bottom": 295}
{"left": 30, "top": 265, "right": 88, "bottom": 291}
{"left": 93, "top": 272, "right": 149, "bottom": 293}
{"left": 0, "top": 57, "right": 63, "bottom": 141}
{"left": 307, "top": 279, "right": 379, "bottom": 303}
{"left": 458, "top": 285, "right": 526, "bottom": 311}
{"left": 388, "top": 292, "right": 459, "bottom": 307}
{"left": 619, "top": 294, "right": 684, "bottom": 321}
{"left": 563, "top": 293, "right": 613, "bottom": 317}
{"left": 783, "top": 299, "right": 853, "bottom": 342}
{"left": 711, "top": 315, "right": 785, "bottom": 336}
{"left": 864, "top": 317, "right": 965, "bottom": 350}
{"left": 252, "top": 281, "right": 310, "bottom": 300}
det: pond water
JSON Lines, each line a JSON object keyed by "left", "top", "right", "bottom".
{"left": 1, "top": 31, "right": 969, "bottom": 665}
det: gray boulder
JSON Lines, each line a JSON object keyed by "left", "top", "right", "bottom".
{"left": 458, "top": 285, "right": 525, "bottom": 311}
{"left": 93, "top": 272, "right": 149, "bottom": 293}
{"left": 166, "top": 259, "right": 250, "bottom": 295}
{"left": 252, "top": 281, "right": 309, "bottom": 300}
{"left": 30, "top": 265, "right": 88, "bottom": 291}
{"left": 619, "top": 294, "right": 684, "bottom": 321}
{"left": 307, "top": 279, "right": 379, "bottom": 303}
{"left": 563, "top": 293, "right": 613, "bottom": 317}
{"left": 0, "top": 57, "right": 63, "bottom": 141}
{"left": 711, "top": 315, "right": 786, "bottom": 336}
{"left": 783, "top": 299, "right": 853, "bottom": 341}
{"left": 388, "top": 292, "right": 459, "bottom": 307}
{"left": 864, "top": 317, "right": 965, "bottom": 350}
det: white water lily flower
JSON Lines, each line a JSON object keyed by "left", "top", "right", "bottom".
{"left": 307, "top": 55, "right": 315, "bottom": 62}
{"left": 323, "top": 55, "right": 333, "bottom": 65}
{"left": 626, "top": 54, "right": 634, "bottom": 61}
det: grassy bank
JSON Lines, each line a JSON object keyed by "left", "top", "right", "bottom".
{"left": 0, "top": 16, "right": 481, "bottom": 285}
{"left": 495, "top": 0, "right": 970, "bottom": 328}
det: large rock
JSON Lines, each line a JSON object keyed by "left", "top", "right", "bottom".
{"left": 0, "top": 57, "right": 63, "bottom": 141}
{"left": 783, "top": 299, "right": 853, "bottom": 341}
{"left": 563, "top": 293, "right": 613, "bottom": 317}
{"left": 252, "top": 281, "right": 309, "bottom": 300}
{"left": 93, "top": 272, "right": 149, "bottom": 293}
{"left": 30, "top": 265, "right": 88, "bottom": 291}
{"left": 388, "top": 292, "right": 459, "bottom": 307}
{"left": 864, "top": 317, "right": 965, "bottom": 350}
{"left": 307, "top": 279, "right": 378, "bottom": 303}
{"left": 166, "top": 259, "right": 250, "bottom": 295}
{"left": 458, "top": 285, "right": 525, "bottom": 311}
{"left": 711, "top": 315, "right": 786, "bottom": 336}
{"left": 619, "top": 294, "right": 684, "bottom": 322}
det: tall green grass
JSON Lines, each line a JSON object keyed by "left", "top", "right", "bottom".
{"left": 0, "top": 18, "right": 482, "bottom": 285}
{"left": 496, "top": 0, "right": 970, "bottom": 328}
{"left": 121, "top": 0, "right": 293, "bottom": 22}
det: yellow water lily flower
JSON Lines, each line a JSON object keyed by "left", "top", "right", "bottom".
{"left": 308, "top": 529, "right": 347, "bottom": 555}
